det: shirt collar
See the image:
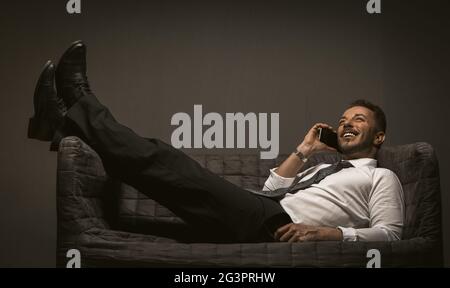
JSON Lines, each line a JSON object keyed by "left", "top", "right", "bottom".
{"left": 346, "top": 158, "right": 377, "bottom": 168}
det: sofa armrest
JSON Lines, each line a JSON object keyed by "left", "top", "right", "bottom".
{"left": 57, "top": 136, "right": 116, "bottom": 255}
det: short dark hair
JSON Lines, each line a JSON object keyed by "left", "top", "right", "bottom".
{"left": 348, "top": 99, "right": 387, "bottom": 133}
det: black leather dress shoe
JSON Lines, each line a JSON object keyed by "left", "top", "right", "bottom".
{"left": 28, "top": 61, "right": 67, "bottom": 141}
{"left": 55, "top": 40, "right": 91, "bottom": 109}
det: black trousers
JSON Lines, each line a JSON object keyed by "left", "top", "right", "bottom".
{"left": 62, "top": 93, "right": 292, "bottom": 243}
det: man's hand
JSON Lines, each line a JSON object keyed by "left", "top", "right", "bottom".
{"left": 276, "top": 123, "right": 337, "bottom": 178}
{"left": 274, "top": 223, "right": 343, "bottom": 242}
{"left": 296, "top": 123, "right": 337, "bottom": 158}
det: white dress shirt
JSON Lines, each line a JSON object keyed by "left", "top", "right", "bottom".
{"left": 263, "top": 158, "right": 404, "bottom": 241}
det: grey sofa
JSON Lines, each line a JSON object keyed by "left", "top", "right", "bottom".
{"left": 56, "top": 136, "right": 443, "bottom": 267}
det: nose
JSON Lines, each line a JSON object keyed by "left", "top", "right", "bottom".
{"left": 343, "top": 121, "right": 353, "bottom": 128}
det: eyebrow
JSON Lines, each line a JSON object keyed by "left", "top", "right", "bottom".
{"left": 339, "top": 113, "right": 368, "bottom": 121}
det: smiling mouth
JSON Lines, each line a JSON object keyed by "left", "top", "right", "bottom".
{"left": 342, "top": 130, "right": 359, "bottom": 139}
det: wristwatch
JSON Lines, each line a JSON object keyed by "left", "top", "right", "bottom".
{"left": 293, "top": 149, "right": 308, "bottom": 163}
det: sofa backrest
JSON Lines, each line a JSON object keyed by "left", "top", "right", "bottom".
{"left": 57, "top": 137, "right": 442, "bottom": 243}
{"left": 377, "top": 143, "right": 442, "bottom": 240}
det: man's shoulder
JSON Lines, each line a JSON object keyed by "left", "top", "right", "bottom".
{"left": 373, "top": 166, "right": 397, "bottom": 176}
{"left": 373, "top": 166, "right": 402, "bottom": 185}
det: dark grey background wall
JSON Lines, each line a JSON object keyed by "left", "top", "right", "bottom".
{"left": 0, "top": 0, "right": 449, "bottom": 267}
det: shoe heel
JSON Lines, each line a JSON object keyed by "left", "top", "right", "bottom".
{"left": 28, "top": 117, "right": 53, "bottom": 141}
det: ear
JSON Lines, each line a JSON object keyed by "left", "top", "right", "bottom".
{"left": 373, "top": 131, "right": 385, "bottom": 147}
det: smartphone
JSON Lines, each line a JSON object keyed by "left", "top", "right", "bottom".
{"left": 318, "top": 127, "right": 340, "bottom": 152}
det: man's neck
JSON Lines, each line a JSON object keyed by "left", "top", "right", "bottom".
{"left": 342, "top": 148, "right": 377, "bottom": 160}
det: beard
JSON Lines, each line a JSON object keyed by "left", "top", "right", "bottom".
{"left": 338, "top": 133, "right": 374, "bottom": 156}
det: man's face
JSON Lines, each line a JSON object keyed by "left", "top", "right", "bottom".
{"left": 337, "top": 106, "right": 381, "bottom": 157}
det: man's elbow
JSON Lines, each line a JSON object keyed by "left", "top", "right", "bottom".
{"left": 381, "top": 225, "right": 402, "bottom": 241}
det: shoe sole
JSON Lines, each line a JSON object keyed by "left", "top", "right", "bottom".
{"left": 28, "top": 61, "right": 56, "bottom": 141}
{"left": 33, "top": 60, "right": 53, "bottom": 108}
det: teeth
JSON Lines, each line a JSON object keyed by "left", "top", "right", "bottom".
{"left": 344, "top": 132, "right": 356, "bottom": 137}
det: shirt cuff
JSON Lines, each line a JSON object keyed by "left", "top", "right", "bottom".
{"left": 337, "top": 226, "right": 358, "bottom": 242}
{"left": 265, "top": 168, "right": 296, "bottom": 189}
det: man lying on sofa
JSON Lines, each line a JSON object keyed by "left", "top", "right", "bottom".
{"left": 27, "top": 41, "right": 404, "bottom": 244}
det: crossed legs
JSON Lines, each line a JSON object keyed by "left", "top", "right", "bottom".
{"left": 28, "top": 41, "right": 292, "bottom": 243}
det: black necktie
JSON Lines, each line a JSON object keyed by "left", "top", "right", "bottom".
{"left": 250, "top": 160, "right": 354, "bottom": 200}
